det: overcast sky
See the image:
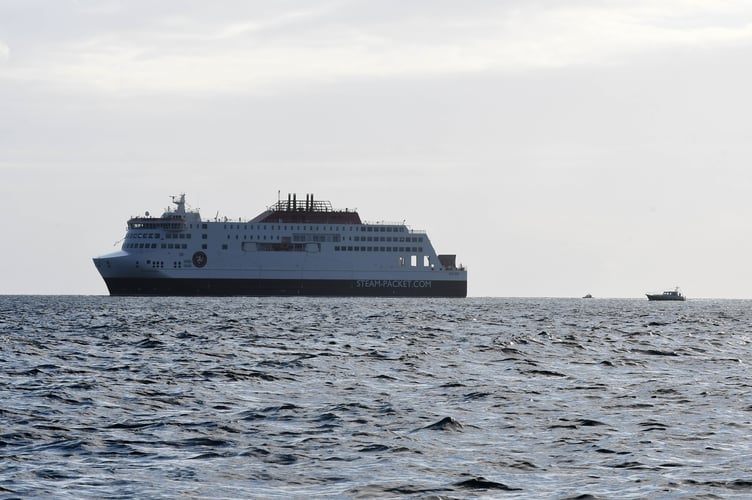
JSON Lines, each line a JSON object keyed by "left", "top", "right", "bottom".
{"left": 2, "top": 0, "right": 752, "bottom": 297}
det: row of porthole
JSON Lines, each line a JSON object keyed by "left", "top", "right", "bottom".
{"left": 145, "top": 260, "right": 183, "bottom": 269}
{"left": 334, "top": 246, "right": 424, "bottom": 253}
{"left": 221, "top": 224, "right": 405, "bottom": 232}
{"left": 222, "top": 234, "right": 418, "bottom": 243}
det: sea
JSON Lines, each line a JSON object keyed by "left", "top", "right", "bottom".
{"left": 1, "top": 296, "right": 751, "bottom": 499}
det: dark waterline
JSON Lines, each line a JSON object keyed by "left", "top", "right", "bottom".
{"left": 1, "top": 296, "right": 751, "bottom": 498}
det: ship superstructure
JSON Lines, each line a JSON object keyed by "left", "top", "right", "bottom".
{"left": 93, "top": 194, "right": 467, "bottom": 297}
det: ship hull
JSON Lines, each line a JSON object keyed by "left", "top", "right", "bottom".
{"left": 103, "top": 277, "right": 467, "bottom": 297}
{"left": 646, "top": 294, "right": 685, "bottom": 301}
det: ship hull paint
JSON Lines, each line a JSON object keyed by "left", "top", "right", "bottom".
{"left": 103, "top": 277, "right": 467, "bottom": 297}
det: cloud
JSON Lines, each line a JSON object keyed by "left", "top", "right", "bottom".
{"left": 2, "top": 1, "right": 752, "bottom": 94}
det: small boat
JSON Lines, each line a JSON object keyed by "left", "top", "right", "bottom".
{"left": 582, "top": 293, "right": 593, "bottom": 299}
{"left": 646, "top": 288, "right": 686, "bottom": 301}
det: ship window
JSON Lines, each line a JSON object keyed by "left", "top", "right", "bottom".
{"left": 202, "top": 244, "right": 207, "bottom": 249}
{"left": 367, "top": 246, "right": 372, "bottom": 252}
{"left": 399, "top": 256, "right": 405, "bottom": 266}
{"left": 424, "top": 256, "right": 430, "bottom": 267}
{"left": 222, "top": 244, "right": 228, "bottom": 250}
{"left": 202, "top": 234, "right": 207, "bottom": 239}
{"left": 161, "top": 244, "right": 166, "bottom": 248}
{"left": 347, "top": 246, "right": 353, "bottom": 251}
{"left": 152, "top": 244, "right": 157, "bottom": 249}
{"left": 411, "top": 255, "right": 417, "bottom": 267}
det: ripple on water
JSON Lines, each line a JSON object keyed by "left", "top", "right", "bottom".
{"left": 1, "top": 297, "right": 752, "bottom": 497}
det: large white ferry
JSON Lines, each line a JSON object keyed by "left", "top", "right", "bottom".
{"left": 93, "top": 194, "right": 467, "bottom": 297}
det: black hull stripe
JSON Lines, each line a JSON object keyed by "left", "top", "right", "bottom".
{"left": 104, "top": 278, "right": 467, "bottom": 297}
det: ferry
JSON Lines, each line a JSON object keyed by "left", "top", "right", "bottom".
{"left": 93, "top": 194, "right": 467, "bottom": 297}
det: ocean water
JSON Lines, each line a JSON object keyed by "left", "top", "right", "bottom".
{"left": 1, "top": 296, "right": 751, "bottom": 499}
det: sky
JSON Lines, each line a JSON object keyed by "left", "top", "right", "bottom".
{"left": 2, "top": 0, "right": 752, "bottom": 297}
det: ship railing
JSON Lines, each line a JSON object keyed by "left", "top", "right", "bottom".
{"left": 363, "top": 220, "right": 422, "bottom": 229}
{"left": 212, "top": 216, "right": 248, "bottom": 223}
